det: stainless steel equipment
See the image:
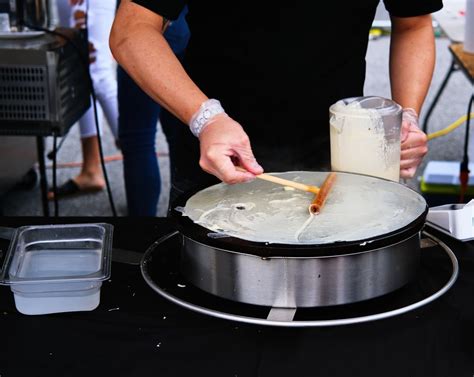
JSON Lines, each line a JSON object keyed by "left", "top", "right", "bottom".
{"left": 173, "top": 171, "right": 429, "bottom": 308}
{"left": 0, "top": 15, "right": 91, "bottom": 215}
{"left": 180, "top": 233, "right": 422, "bottom": 308}
{"left": 1, "top": 0, "right": 51, "bottom": 31}
{"left": 140, "top": 231, "right": 458, "bottom": 327}
{"left": 0, "top": 27, "right": 90, "bottom": 136}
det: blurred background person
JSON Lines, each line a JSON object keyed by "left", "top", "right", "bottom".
{"left": 49, "top": 0, "right": 119, "bottom": 199}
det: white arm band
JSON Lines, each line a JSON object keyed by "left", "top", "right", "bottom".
{"left": 189, "top": 99, "right": 226, "bottom": 137}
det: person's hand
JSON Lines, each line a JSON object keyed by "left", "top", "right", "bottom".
{"left": 198, "top": 114, "right": 264, "bottom": 184}
{"left": 400, "top": 108, "right": 428, "bottom": 179}
{"left": 73, "top": 9, "right": 86, "bottom": 29}
{"left": 69, "top": 0, "right": 85, "bottom": 5}
{"left": 71, "top": 9, "right": 96, "bottom": 63}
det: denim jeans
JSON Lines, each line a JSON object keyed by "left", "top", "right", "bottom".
{"left": 118, "top": 8, "right": 190, "bottom": 216}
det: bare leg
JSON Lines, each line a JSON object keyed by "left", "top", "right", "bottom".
{"left": 48, "top": 136, "right": 105, "bottom": 199}
{"left": 75, "top": 136, "right": 106, "bottom": 188}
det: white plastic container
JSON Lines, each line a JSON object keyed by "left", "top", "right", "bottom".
{"left": 0, "top": 223, "right": 113, "bottom": 315}
{"left": 464, "top": 0, "right": 474, "bottom": 54}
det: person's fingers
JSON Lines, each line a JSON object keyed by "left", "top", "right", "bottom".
{"left": 214, "top": 158, "right": 256, "bottom": 184}
{"left": 400, "top": 138, "right": 426, "bottom": 177}
{"left": 399, "top": 146, "right": 425, "bottom": 178}
{"left": 199, "top": 146, "right": 255, "bottom": 184}
{"left": 400, "top": 121, "right": 410, "bottom": 143}
{"left": 73, "top": 9, "right": 86, "bottom": 20}
{"left": 401, "top": 128, "right": 427, "bottom": 149}
{"left": 400, "top": 166, "right": 418, "bottom": 179}
{"left": 400, "top": 145, "right": 427, "bottom": 161}
{"left": 73, "top": 10, "right": 86, "bottom": 29}
{"left": 73, "top": 20, "right": 86, "bottom": 29}
{"left": 400, "top": 132, "right": 428, "bottom": 168}
{"left": 400, "top": 156, "right": 423, "bottom": 170}
{"left": 198, "top": 116, "right": 260, "bottom": 184}
{"left": 401, "top": 126, "right": 427, "bottom": 160}
{"left": 234, "top": 145, "right": 263, "bottom": 175}
{"left": 399, "top": 108, "right": 425, "bottom": 179}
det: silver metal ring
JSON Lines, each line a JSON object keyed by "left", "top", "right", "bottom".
{"left": 140, "top": 231, "right": 459, "bottom": 327}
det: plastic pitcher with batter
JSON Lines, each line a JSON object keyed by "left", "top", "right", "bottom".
{"left": 329, "top": 96, "right": 402, "bottom": 182}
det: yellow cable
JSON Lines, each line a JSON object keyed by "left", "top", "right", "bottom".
{"left": 427, "top": 113, "right": 474, "bottom": 140}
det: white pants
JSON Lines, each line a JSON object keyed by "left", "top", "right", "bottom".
{"left": 56, "top": 0, "right": 118, "bottom": 140}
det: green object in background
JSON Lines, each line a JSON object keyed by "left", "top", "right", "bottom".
{"left": 420, "top": 161, "right": 474, "bottom": 194}
{"left": 433, "top": 26, "right": 444, "bottom": 38}
{"left": 420, "top": 177, "right": 474, "bottom": 195}
{"left": 369, "top": 27, "right": 443, "bottom": 39}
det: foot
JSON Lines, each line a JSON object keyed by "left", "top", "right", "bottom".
{"left": 47, "top": 173, "right": 105, "bottom": 200}
{"left": 73, "top": 172, "right": 106, "bottom": 192}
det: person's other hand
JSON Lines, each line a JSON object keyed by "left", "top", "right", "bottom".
{"left": 400, "top": 108, "right": 428, "bottom": 179}
{"left": 73, "top": 9, "right": 86, "bottom": 29}
{"left": 198, "top": 114, "right": 264, "bottom": 184}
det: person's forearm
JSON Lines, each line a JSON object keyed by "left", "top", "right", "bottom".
{"left": 109, "top": 0, "right": 207, "bottom": 124}
{"left": 389, "top": 15, "right": 435, "bottom": 114}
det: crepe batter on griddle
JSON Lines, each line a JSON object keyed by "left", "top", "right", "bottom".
{"left": 182, "top": 172, "right": 427, "bottom": 245}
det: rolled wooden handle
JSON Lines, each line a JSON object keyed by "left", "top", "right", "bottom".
{"left": 236, "top": 167, "right": 320, "bottom": 194}
{"left": 309, "top": 172, "right": 337, "bottom": 214}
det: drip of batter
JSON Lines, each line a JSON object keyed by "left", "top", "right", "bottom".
{"left": 196, "top": 205, "right": 231, "bottom": 224}
{"left": 294, "top": 213, "right": 315, "bottom": 242}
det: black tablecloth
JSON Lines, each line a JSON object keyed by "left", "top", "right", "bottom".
{"left": 1, "top": 217, "right": 474, "bottom": 377}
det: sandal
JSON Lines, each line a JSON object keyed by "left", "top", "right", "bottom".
{"left": 47, "top": 179, "right": 102, "bottom": 200}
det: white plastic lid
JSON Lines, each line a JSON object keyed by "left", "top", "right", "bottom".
{"left": 332, "top": 96, "right": 402, "bottom": 117}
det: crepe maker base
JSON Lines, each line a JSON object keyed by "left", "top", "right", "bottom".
{"left": 140, "top": 231, "right": 458, "bottom": 327}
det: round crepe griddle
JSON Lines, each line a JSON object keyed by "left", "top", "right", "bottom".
{"left": 173, "top": 171, "right": 428, "bottom": 257}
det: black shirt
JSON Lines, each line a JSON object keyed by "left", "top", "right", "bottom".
{"left": 130, "top": 0, "right": 443, "bottom": 170}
